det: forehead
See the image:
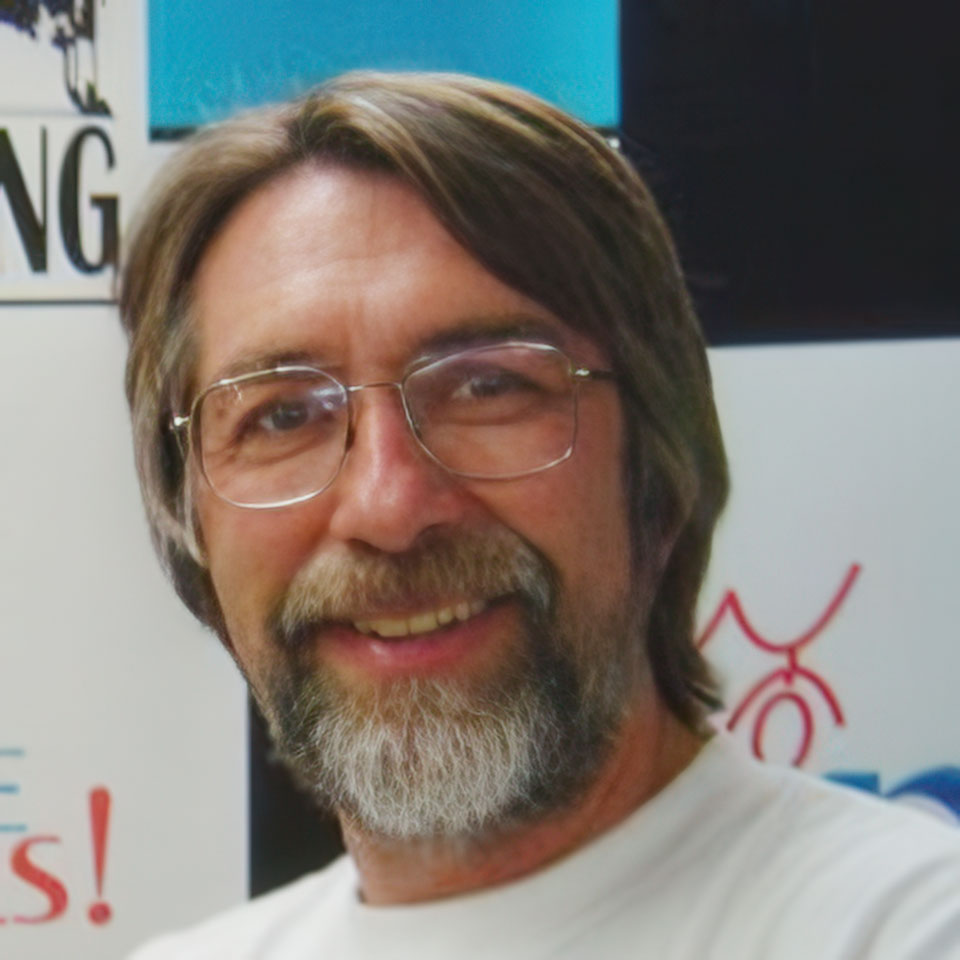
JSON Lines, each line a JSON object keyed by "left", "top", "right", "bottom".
{"left": 190, "top": 165, "right": 605, "bottom": 386}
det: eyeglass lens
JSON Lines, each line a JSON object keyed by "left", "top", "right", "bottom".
{"left": 198, "top": 371, "right": 349, "bottom": 506}
{"left": 195, "top": 343, "right": 578, "bottom": 507}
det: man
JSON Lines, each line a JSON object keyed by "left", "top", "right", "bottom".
{"left": 121, "top": 73, "right": 960, "bottom": 958}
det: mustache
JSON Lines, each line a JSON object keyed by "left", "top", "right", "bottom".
{"left": 268, "top": 528, "right": 557, "bottom": 649}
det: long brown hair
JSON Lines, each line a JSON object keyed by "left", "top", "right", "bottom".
{"left": 120, "top": 71, "right": 728, "bottom": 726}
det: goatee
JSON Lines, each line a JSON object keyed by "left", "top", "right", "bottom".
{"left": 253, "top": 528, "right": 638, "bottom": 840}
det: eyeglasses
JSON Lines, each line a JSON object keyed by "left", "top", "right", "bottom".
{"left": 173, "top": 340, "right": 616, "bottom": 509}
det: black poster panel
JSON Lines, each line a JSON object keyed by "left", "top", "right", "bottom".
{"left": 620, "top": 0, "right": 960, "bottom": 344}
{"left": 249, "top": 699, "right": 344, "bottom": 895}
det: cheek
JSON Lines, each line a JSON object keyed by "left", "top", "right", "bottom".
{"left": 475, "top": 444, "right": 632, "bottom": 605}
{"left": 198, "top": 495, "right": 328, "bottom": 646}
{"left": 555, "top": 405, "right": 633, "bottom": 595}
{"left": 557, "top": 471, "right": 632, "bottom": 598}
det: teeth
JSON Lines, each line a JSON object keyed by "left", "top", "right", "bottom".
{"left": 354, "top": 600, "right": 488, "bottom": 639}
{"left": 407, "top": 611, "right": 439, "bottom": 634}
{"left": 368, "top": 618, "right": 409, "bottom": 638}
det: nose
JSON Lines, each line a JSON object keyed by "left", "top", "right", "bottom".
{"left": 325, "top": 386, "right": 470, "bottom": 553}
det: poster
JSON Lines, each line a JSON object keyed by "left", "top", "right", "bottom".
{"left": 1, "top": 4, "right": 247, "bottom": 957}
{"left": 702, "top": 339, "right": 960, "bottom": 823}
{"left": 1, "top": 5, "right": 955, "bottom": 958}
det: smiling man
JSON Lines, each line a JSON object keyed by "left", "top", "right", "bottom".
{"left": 121, "top": 73, "right": 960, "bottom": 958}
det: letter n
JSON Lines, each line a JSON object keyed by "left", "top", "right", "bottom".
{"left": 0, "top": 128, "right": 47, "bottom": 272}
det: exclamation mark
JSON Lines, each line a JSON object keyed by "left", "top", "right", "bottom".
{"left": 88, "top": 787, "right": 112, "bottom": 925}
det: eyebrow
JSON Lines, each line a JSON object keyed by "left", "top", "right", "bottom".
{"left": 211, "top": 314, "right": 568, "bottom": 384}
{"left": 413, "top": 315, "right": 568, "bottom": 361}
{"left": 214, "top": 350, "right": 326, "bottom": 383}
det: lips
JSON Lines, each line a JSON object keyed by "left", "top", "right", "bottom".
{"left": 316, "top": 597, "right": 516, "bottom": 678}
{"left": 352, "top": 600, "right": 488, "bottom": 639}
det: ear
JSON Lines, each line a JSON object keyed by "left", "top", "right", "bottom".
{"left": 180, "top": 464, "right": 209, "bottom": 568}
{"left": 653, "top": 523, "right": 682, "bottom": 578}
{"left": 632, "top": 453, "right": 689, "bottom": 585}
{"left": 179, "top": 476, "right": 243, "bottom": 658}
{"left": 183, "top": 517, "right": 208, "bottom": 568}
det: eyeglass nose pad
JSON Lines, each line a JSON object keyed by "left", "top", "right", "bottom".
{"left": 341, "top": 380, "right": 416, "bottom": 457}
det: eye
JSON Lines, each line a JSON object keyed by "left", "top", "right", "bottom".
{"left": 234, "top": 382, "right": 345, "bottom": 443}
{"left": 404, "top": 344, "right": 572, "bottom": 433}
{"left": 450, "top": 367, "right": 538, "bottom": 401}
{"left": 256, "top": 399, "right": 310, "bottom": 432}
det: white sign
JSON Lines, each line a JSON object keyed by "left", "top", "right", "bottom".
{"left": 2, "top": 8, "right": 956, "bottom": 956}
{"left": 702, "top": 338, "right": 960, "bottom": 824}
{"left": 1, "top": 4, "right": 248, "bottom": 958}
{"left": 0, "top": 0, "right": 141, "bottom": 302}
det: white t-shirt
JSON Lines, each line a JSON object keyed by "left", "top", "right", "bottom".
{"left": 129, "top": 736, "right": 960, "bottom": 959}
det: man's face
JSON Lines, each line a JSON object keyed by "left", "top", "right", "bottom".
{"left": 190, "top": 166, "right": 644, "bottom": 837}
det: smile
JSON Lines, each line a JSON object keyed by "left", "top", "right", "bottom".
{"left": 352, "top": 600, "right": 488, "bottom": 638}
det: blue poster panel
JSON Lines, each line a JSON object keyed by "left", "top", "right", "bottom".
{"left": 149, "top": 0, "right": 618, "bottom": 132}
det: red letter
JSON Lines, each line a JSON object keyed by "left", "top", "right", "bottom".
{"left": 11, "top": 836, "right": 68, "bottom": 923}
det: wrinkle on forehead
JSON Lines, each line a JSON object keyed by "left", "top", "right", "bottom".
{"left": 202, "top": 315, "right": 573, "bottom": 387}
{"left": 198, "top": 167, "right": 427, "bottom": 287}
{"left": 191, "top": 166, "right": 599, "bottom": 389}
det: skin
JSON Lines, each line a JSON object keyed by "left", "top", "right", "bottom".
{"left": 191, "top": 164, "right": 703, "bottom": 904}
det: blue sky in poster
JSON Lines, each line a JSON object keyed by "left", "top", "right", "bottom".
{"left": 149, "top": 0, "right": 618, "bottom": 130}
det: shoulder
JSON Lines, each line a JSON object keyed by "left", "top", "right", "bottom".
{"left": 700, "top": 741, "right": 960, "bottom": 956}
{"left": 704, "top": 739, "right": 960, "bottom": 882}
{"left": 574, "top": 738, "right": 960, "bottom": 958}
{"left": 746, "top": 753, "right": 960, "bottom": 858}
{"left": 126, "top": 856, "right": 353, "bottom": 960}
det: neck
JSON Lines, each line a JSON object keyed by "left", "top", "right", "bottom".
{"left": 339, "top": 696, "right": 705, "bottom": 905}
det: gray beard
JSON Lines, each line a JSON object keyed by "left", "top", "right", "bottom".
{"left": 254, "top": 528, "right": 638, "bottom": 841}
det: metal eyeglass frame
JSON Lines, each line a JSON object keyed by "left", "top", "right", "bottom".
{"left": 171, "top": 340, "right": 617, "bottom": 509}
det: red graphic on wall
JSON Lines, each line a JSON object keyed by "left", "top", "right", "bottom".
{"left": 0, "top": 786, "right": 113, "bottom": 926}
{"left": 87, "top": 787, "right": 112, "bottom": 925}
{"left": 698, "top": 564, "right": 861, "bottom": 767}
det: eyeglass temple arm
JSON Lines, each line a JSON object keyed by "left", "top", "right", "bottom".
{"left": 169, "top": 413, "right": 192, "bottom": 460}
{"left": 573, "top": 367, "right": 618, "bottom": 382}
